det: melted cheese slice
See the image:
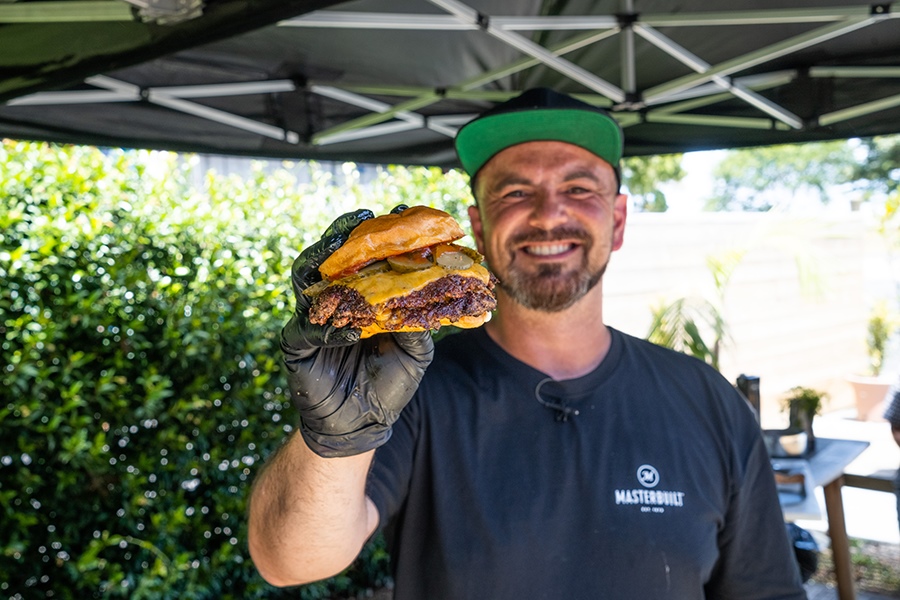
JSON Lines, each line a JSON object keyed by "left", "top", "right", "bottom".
{"left": 341, "top": 263, "right": 491, "bottom": 307}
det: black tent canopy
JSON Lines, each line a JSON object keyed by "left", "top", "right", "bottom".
{"left": 2, "top": 0, "right": 900, "bottom": 167}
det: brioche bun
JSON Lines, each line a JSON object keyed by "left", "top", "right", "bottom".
{"left": 319, "top": 206, "right": 465, "bottom": 280}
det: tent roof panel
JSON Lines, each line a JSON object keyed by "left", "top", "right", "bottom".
{"left": 2, "top": 0, "right": 900, "bottom": 165}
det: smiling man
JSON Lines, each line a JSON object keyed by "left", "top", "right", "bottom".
{"left": 248, "top": 89, "right": 806, "bottom": 599}
{"left": 471, "top": 141, "right": 622, "bottom": 312}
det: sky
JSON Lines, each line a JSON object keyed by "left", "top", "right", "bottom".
{"left": 657, "top": 150, "right": 724, "bottom": 213}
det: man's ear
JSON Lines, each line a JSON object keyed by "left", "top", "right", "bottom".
{"left": 467, "top": 204, "right": 486, "bottom": 255}
{"left": 611, "top": 193, "right": 628, "bottom": 252}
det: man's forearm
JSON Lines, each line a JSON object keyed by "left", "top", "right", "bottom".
{"left": 247, "top": 432, "right": 378, "bottom": 587}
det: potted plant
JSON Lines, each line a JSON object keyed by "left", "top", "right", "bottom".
{"left": 846, "top": 302, "right": 896, "bottom": 421}
{"left": 866, "top": 301, "right": 894, "bottom": 376}
{"left": 782, "top": 386, "right": 827, "bottom": 453}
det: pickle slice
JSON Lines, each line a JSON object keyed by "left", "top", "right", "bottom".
{"left": 434, "top": 244, "right": 476, "bottom": 270}
{"left": 387, "top": 248, "right": 434, "bottom": 273}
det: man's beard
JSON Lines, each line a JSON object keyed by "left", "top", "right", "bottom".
{"left": 495, "top": 227, "right": 608, "bottom": 312}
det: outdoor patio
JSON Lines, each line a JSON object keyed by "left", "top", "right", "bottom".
{"left": 798, "top": 410, "right": 899, "bottom": 599}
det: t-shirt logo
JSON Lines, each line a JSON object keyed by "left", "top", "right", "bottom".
{"left": 614, "top": 463, "right": 686, "bottom": 513}
{"left": 637, "top": 464, "right": 659, "bottom": 488}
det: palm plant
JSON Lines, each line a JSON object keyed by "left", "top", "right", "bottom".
{"left": 647, "top": 297, "right": 727, "bottom": 370}
{"left": 646, "top": 249, "right": 744, "bottom": 370}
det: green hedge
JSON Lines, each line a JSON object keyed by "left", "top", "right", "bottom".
{"left": 0, "top": 141, "right": 472, "bottom": 599}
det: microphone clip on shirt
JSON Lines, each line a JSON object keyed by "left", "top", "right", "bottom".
{"left": 535, "top": 377, "right": 580, "bottom": 422}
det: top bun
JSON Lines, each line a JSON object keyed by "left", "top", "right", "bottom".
{"left": 319, "top": 206, "right": 466, "bottom": 280}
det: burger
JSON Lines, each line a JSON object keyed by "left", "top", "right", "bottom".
{"left": 304, "top": 206, "right": 497, "bottom": 338}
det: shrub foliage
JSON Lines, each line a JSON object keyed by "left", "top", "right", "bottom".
{"left": 0, "top": 141, "right": 472, "bottom": 599}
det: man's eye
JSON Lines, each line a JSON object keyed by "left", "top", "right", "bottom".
{"left": 567, "top": 186, "right": 591, "bottom": 195}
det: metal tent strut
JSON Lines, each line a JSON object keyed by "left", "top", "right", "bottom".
{"left": 297, "top": 1, "right": 898, "bottom": 146}
{"left": 9, "top": 76, "right": 302, "bottom": 144}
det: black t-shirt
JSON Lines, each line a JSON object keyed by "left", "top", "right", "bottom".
{"left": 367, "top": 327, "right": 805, "bottom": 599}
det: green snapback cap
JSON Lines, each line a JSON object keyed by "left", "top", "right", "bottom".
{"left": 455, "top": 88, "right": 623, "bottom": 178}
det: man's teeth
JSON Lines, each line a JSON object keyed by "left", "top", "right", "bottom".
{"left": 525, "top": 243, "right": 572, "bottom": 256}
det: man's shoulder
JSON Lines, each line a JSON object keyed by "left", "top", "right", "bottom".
{"left": 611, "top": 328, "right": 745, "bottom": 409}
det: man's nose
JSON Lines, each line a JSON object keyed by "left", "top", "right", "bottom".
{"left": 528, "top": 191, "right": 567, "bottom": 230}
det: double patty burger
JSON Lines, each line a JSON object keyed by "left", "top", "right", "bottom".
{"left": 304, "top": 206, "right": 497, "bottom": 338}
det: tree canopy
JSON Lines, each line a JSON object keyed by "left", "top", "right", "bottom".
{"left": 622, "top": 154, "right": 686, "bottom": 212}
{"left": 705, "top": 135, "right": 900, "bottom": 212}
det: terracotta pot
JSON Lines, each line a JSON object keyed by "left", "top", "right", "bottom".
{"left": 845, "top": 375, "right": 891, "bottom": 421}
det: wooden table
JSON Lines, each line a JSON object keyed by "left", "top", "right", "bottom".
{"left": 773, "top": 437, "right": 870, "bottom": 600}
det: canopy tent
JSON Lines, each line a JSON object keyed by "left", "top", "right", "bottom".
{"left": 2, "top": 0, "right": 900, "bottom": 168}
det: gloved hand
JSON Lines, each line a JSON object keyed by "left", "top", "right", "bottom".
{"left": 281, "top": 207, "right": 435, "bottom": 458}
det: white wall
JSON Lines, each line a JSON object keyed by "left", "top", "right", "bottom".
{"left": 603, "top": 212, "right": 873, "bottom": 426}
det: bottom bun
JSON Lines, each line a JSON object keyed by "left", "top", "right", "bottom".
{"left": 358, "top": 312, "right": 491, "bottom": 339}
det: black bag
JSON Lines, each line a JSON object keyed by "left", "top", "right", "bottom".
{"left": 785, "top": 523, "right": 819, "bottom": 582}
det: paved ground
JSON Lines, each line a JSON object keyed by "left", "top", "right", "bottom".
{"left": 805, "top": 582, "right": 898, "bottom": 599}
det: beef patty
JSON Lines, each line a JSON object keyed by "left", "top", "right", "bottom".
{"left": 308, "top": 273, "right": 496, "bottom": 331}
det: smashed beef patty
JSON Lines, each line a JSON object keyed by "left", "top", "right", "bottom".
{"left": 308, "top": 286, "right": 376, "bottom": 328}
{"left": 308, "top": 274, "right": 496, "bottom": 331}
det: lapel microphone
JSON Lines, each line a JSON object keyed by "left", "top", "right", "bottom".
{"left": 535, "top": 377, "right": 580, "bottom": 422}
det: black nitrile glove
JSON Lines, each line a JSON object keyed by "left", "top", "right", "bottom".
{"left": 281, "top": 207, "right": 434, "bottom": 458}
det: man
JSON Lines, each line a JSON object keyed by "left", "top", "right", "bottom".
{"left": 248, "top": 88, "right": 805, "bottom": 599}
{"left": 884, "top": 380, "right": 900, "bottom": 537}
